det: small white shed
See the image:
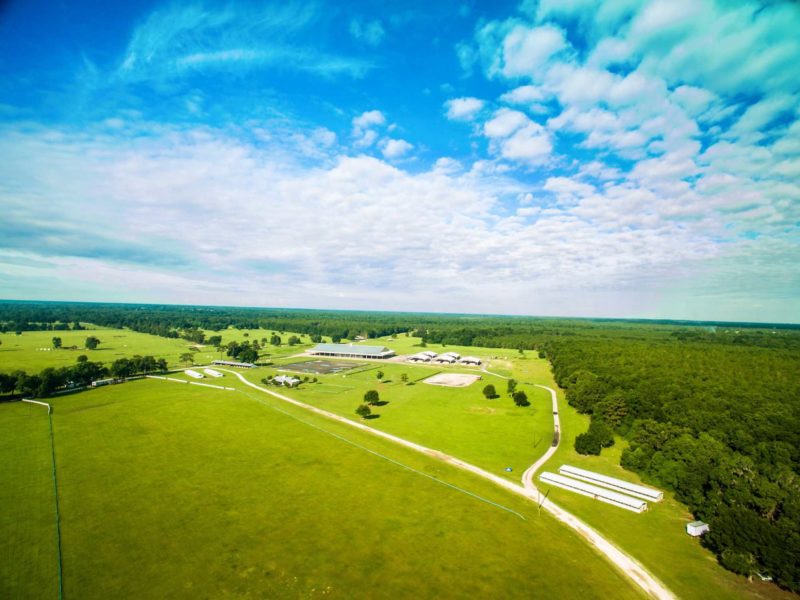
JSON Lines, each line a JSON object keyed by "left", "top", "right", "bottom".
{"left": 686, "top": 521, "right": 709, "bottom": 536}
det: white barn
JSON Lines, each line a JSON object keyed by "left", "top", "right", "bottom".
{"left": 185, "top": 369, "right": 204, "bottom": 379}
{"left": 459, "top": 356, "right": 482, "bottom": 365}
{"left": 434, "top": 356, "right": 456, "bottom": 364}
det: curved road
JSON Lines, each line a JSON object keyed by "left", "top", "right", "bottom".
{"left": 221, "top": 367, "right": 674, "bottom": 600}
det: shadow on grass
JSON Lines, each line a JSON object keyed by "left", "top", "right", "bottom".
{"left": 372, "top": 401, "right": 390, "bottom": 407}
{"left": 364, "top": 414, "right": 381, "bottom": 420}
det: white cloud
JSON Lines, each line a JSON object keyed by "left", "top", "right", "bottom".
{"left": 484, "top": 108, "right": 529, "bottom": 138}
{"left": 444, "top": 97, "right": 485, "bottom": 121}
{"left": 381, "top": 139, "right": 413, "bottom": 159}
{"left": 501, "top": 24, "right": 567, "bottom": 78}
{"left": 351, "top": 110, "right": 386, "bottom": 147}
{"left": 499, "top": 85, "right": 547, "bottom": 104}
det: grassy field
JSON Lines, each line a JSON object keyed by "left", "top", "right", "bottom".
{"left": 237, "top": 358, "right": 553, "bottom": 482}
{"left": 1, "top": 380, "right": 643, "bottom": 598}
{"left": 3, "top": 330, "right": 792, "bottom": 598}
{"left": 0, "top": 327, "right": 326, "bottom": 373}
{"left": 0, "top": 403, "right": 60, "bottom": 599}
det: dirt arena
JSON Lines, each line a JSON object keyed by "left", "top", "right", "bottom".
{"left": 422, "top": 373, "right": 482, "bottom": 387}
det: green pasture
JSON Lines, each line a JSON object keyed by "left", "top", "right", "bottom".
{"left": 241, "top": 359, "right": 554, "bottom": 481}
{"left": 0, "top": 403, "right": 60, "bottom": 599}
{"left": 1, "top": 380, "right": 642, "bottom": 599}
{"left": 0, "top": 327, "right": 322, "bottom": 374}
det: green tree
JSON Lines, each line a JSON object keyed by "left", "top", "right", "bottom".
{"left": 376, "top": 370, "right": 384, "bottom": 380}
{"left": 400, "top": 373, "right": 409, "bottom": 384}
{"left": 270, "top": 334, "right": 281, "bottom": 346}
{"left": 180, "top": 352, "right": 194, "bottom": 365}
{"left": 52, "top": 336, "right": 62, "bottom": 349}
{"left": 483, "top": 384, "right": 497, "bottom": 399}
{"left": 512, "top": 390, "right": 529, "bottom": 406}
{"left": 364, "top": 389, "right": 380, "bottom": 405}
{"left": 507, "top": 378, "right": 517, "bottom": 396}
{"left": 85, "top": 336, "right": 101, "bottom": 350}
{"left": 575, "top": 431, "right": 602, "bottom": 455}
{"left": 77, "top": 354, "right": 88, "bottom": 363}
{"left": 356, "top": 404, "right": 371, "bottom": 419}
{"left": 288, "top": 335, "right": 301, "bottom": 346}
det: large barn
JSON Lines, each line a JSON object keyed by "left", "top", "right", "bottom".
{"left": 310, "top": 343, "right": 396, "bottom": 359}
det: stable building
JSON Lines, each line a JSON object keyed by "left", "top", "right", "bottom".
{"left": 459, "top": 356, "right": 482, "bottom": 365}
{"left": 408, "top": 353, "right": 431, "bottom": 363}
{"left": 434, "top": 356, "right": 456, "bottom": 364}
{"left": 310, "top": 343, "right": 396, "bottom": 359}
{"left": 213, "top": 359, "right": 255, "bottom": 368}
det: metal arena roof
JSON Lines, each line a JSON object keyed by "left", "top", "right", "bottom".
{"left": 311, "top": 343, "right": 394, "bottom": 357}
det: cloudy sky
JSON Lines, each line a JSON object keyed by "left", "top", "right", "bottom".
{"left": 0, "top": 0, "right": 798, "bottom": 322}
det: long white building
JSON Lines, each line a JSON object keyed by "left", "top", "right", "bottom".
{"left": 539, "top": 472, "right": 648, "bottom": 513}
{"left": 558, "top": 465, "right": 663, "bottom": 502}
{"left": 310, "top": 343, "right": 395, "bottom": 359}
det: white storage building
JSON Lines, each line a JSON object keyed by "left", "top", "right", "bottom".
{"left": 213, "top": 359, "right": 255, "bottom": 368}
{"left": 539, "top": 472, "right": 648, "bottom": 513}
{"left": 203, "top": 368, "right": 223, "bottom": 378}
{"left": 558, "top": 465, "right": 664, "bottom": 502}
{"left": 686, "top": 521, "right": 709, "bottom": 536}
{"left": 185, "top": 369, "right": 204, "bottom": 379}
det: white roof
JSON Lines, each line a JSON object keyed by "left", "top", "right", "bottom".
{"left": 441, "top": 352, "right": 461, "bottom": 358}
{"left": 540, "top": 472, "right": 647, "bottom": 513}
{"left": 559, "top": 465, "right": 663, "bottom": 501}
{"left": 185, "top": 369, "right": 204, "bottom": 379}
{"left": 421, "top": 351, "right": 437, "bottom": 357}
{"left": 460, "top": 356, "right": 481, "bottom": 363}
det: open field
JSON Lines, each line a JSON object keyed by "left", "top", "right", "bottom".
{"left": 0, "top": 327, "right": 326, "bottom": 373}
{"left": 3, "top": 330, "right": 794, "bottom": 599}
{"left": 0, "top": 403, "right": 60, "bottom": 599}
{"left": 1, "top": 380, "right": 643, "bottom": 599}
{"left": 242, "top": 359, "right": 553, "bottom": 481}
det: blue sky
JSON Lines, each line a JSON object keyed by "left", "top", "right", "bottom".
{"left": 0, "top": 0, "right": 798, "bottom": 322}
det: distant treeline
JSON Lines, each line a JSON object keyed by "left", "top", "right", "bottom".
{"left": 1, "top": 300, "right": 799, "bottom": 588}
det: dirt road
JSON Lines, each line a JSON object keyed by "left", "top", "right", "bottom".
{"left": 221, "top": 368, "right": 674, "bottom": 599}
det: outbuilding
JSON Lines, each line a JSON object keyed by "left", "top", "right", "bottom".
{"left": 274, "top": 375, "right": 301, "bottom": 387}
{"left": 686, "top": 521, "right": 709, "bottom": 536}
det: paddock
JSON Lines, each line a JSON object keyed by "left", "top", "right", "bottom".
{"left": 280, "top": 359, "right": 367, "bottom": 374}
{"left": 422, "top": 373, "right": 482, "bottom": 387}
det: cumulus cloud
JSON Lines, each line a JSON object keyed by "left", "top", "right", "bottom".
{"left": 445, "top": 97, "right": 485, "bottom": 121}
{"left": 351, "top": 110, "right": 386, "bottom": 147}
{"left": 381, "top": 138, "right": 413, "bottom": 159}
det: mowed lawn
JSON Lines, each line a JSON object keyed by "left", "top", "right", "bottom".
{"left": 0, "top": 403, "right": 60, "bottom": 599}
{"left": 238, "top": 358, "right": 555, "bottom": 481}
{"left": 0, "top": 380, "right": 645, "bottom": 599}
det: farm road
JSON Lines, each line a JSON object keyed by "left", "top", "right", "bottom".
{"left": 220, "top": 368, "right": 674, "bottom": 600}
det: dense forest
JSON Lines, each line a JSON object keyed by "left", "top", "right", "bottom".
{"left": 1, "top": 300, "right": 798, "bottom": 590}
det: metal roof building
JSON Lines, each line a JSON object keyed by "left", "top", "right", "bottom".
{"left": 539, "top": 472, "right": 648, "bottom": 513}
{"left": 558, "top": 465, "right": 663, "bottom": 502}
{"left": 310, "top": 343, "right": 396, "bottom": 359}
